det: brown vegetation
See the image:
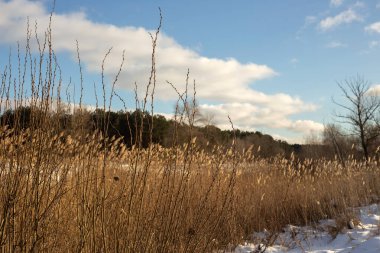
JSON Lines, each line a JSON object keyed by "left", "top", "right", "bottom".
{"left": 0, "top": 13, "right": 379, "bottom": 253}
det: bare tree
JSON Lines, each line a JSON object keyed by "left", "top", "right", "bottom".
{"left": 333, "top": 76, "right": 380, "bottom": 161}
{"left": 199, "top": 110, "right": 215, "bottom": 127}
{"left": 323, "top": 124, "right": 349, "bottom": 166}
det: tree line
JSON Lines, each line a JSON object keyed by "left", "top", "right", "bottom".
{"left": 1, "top": 75, "right": 378, "bottom": 162}
{"left": 0, "top": 106, "right": 302, "bottom": 158}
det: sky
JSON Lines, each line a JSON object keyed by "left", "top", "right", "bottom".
{"left": 0, "top": 0, "right": 380, "bottom": 143}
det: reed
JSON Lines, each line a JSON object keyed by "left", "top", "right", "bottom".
{"left": 0, "top": 12, "right": 379, "bottom": 253}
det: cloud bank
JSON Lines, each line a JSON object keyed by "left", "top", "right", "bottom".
{"left": 0, "top": 0, "right": 323, "bottom": 141}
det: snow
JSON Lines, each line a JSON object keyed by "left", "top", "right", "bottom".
{"left": 235, "top": 204, "right": 380, "bottom": 253}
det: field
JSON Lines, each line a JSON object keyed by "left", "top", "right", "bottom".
{"left": 0, "top": 17, "right": 379, "bottom": 253}
{"left": 1, "top": 118, "right": 379, "bottom": 252}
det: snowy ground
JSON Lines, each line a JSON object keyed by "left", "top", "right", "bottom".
{"left": 235, "top": 204, "right": 380, "bottom": 253}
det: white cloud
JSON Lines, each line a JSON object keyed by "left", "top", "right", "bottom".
{"left": 326, "top": 41, "right": 347, "bottom": 48}
{"left": 290, "top": 58, "right": 299, "bottom": 64}
{"left": 198, "top": 103, "right": 323, "bottom": 135}
{"left": 0, "top": 0, "right": 275, "bottom": 101}
{"left": 365, "top": 22, "right": 380, "bottom": 33}
{"left": 330, "top": 0, "right": 344, "bottom": 7}
{"left": 367, "top": 84, "right": 380, "bottom": 96}
{"left": 0, "top": 0, "right": 323, "bottom": 139}
{"left": 319, "top": 9, "right": 362, "bottom": 31}
{"left": 289, "top": 120, "right": 324, "bottom": 134}
{"left": 157, "top": 112, "right": 174, "bottom": 120}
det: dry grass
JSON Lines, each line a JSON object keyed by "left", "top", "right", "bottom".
{"left": 0, "top": 13, "right": 379, "bottom": 253}
{"left": 0, "top": 125, "right": 379, "bottom": 252}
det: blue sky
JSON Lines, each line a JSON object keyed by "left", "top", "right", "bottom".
{"left": 0, "top": 0, "right": 380, "bottom": 143}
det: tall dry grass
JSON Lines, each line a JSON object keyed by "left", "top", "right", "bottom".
{"left": 0, "top": 12, "right": 379, "bottom": 253}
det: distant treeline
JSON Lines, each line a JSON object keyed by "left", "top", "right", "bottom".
{"left": 0, "top": 106, "right": 363, "bottom": 160}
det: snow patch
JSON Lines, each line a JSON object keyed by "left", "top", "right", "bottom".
{"left": 235, "top": 204, "right": 380, "bottom": 253}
